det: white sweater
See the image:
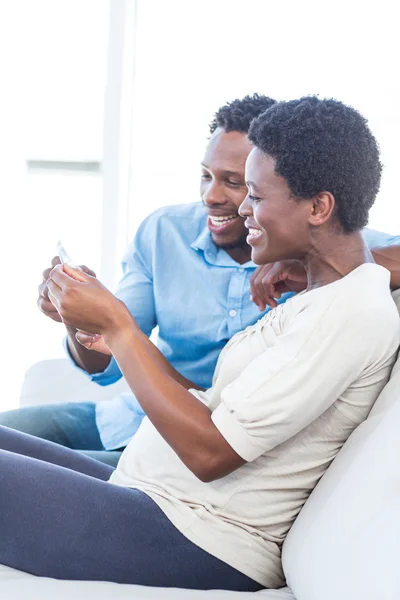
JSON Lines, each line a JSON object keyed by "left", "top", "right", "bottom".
{"left": 110, "top": 264, "right": 400, "bottom": 588}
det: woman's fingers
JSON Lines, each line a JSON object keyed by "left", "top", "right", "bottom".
{"left": 62, "top": 263, "right": 91, "bottom": 282}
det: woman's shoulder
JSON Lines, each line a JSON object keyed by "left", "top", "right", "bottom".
{"left": 290, "top": 263, "right": 399, "bottom": 347}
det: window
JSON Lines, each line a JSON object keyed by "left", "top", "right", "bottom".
{"left": 1, "top": 0, "right": 109, "bottom": 406}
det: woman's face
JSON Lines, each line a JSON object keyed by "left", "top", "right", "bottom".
{"left": 240, "top": 148, "right": 313, "bottom": 265}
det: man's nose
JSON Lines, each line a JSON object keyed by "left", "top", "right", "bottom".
{"left": 202, "top": 181, "right": 227, "bottom": 206}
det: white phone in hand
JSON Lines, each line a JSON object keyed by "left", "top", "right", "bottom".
{"left": 56, "top": 241, "right": 78, "bottom": 268}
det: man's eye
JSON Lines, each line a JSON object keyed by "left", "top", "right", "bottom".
{"left": 227, "top": 180, "right": 242, "bottom": 188}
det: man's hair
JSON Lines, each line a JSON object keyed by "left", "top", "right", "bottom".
{"left": 248, "top": 96, "right": 382, "bottom": 232}
{"left": 209, "top": 94, "right": 277, "bottom": 135}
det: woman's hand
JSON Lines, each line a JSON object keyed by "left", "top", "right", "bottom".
{"left": 38, "top": 257, "right": 96, "bottom": 323}
{"left": 250, "top": 260, "right": 308, "bottom": 311}
{"left": 47, "top": 264, "right": 132, "bottom": 336}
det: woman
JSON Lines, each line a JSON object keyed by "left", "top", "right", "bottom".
{"left": 1, "top": 97, "right": 398, "bottom": 591}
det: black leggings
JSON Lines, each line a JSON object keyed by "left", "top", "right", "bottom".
{"left": 0, "top": 426, "right": 262, "bottom": 591}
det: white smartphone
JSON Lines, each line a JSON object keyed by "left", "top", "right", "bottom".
{"left": 56, "top": 241, "right": 77, "bottom": 268}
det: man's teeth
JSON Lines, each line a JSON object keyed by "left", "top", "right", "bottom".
{"left": 210, "top": 215, "right": 238, "bottom": 226}
{"left": 249, "top": 228, "right": 262, "bottom": 237}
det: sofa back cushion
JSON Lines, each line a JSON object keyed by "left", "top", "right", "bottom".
{"left": 282, "top": 343, "right": 400, "bottom": 600}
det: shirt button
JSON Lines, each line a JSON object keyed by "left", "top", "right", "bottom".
{"left": 229, "top": 309, "right": 237, "bottom": 318}
{"left": 238, "top": 267, "right": 244, "bottom": 273}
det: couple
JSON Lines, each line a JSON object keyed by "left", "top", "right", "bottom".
{"left": 0, "top": 95, "right": 399, "bottom": 591}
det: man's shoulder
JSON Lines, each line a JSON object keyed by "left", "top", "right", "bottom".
{"left": 132, "top": 202, "right": 208, "bottom": 255}
{"left": 145, "top": 202, "right": 207, "bottom": 229}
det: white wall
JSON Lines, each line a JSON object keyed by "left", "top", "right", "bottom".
{"left": 127, "top": 0, "right": 400, "bottom": 237}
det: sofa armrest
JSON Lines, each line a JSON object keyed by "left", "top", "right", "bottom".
{"left": 19, "top": 359, "right": 130, "bottom": 407}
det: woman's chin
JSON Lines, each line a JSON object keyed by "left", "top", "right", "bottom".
{"left": 251, "top": 247, "right": 271, "bottom": 265}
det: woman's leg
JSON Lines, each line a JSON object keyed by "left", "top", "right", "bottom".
{"left": 0, "top": 425, "right": 113, "bottom": 480}
{"left": 0, "top": 450, "right": 261, "bottom": 591}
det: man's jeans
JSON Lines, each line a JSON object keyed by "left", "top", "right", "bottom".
{"left": 0, "top": 402, "right": 122, "bottom": 467}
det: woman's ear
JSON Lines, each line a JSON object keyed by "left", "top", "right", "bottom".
{"left": 308, "top": 192, "right": 335, "bottom": 227}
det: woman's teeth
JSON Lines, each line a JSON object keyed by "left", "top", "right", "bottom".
{"left": 248, "top": 228, "right": 262, "bottom": 238}
{"left": 209, "top": 215, "right": 238, "bottom": 226}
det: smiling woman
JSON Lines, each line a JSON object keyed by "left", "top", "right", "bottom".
{"left": 0, "top": 96, "right": 398, "bottom": 592}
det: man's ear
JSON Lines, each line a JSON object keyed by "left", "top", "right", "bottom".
{"left": 308, "top": 192, "right": 335, "bottom": 227}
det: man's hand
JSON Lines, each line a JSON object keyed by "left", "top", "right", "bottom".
{"left": 37, "top": 256, "right": 96, "bottom": 323}
{"left": 75, "top": 331, "right": 112, "bottom": 356}
{"left": 250, "top": 260, "right": 308, "bottom": 311}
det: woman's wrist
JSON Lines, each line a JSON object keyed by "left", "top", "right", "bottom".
{"left": 103, "top": 301, "right": 139, "bottom": 349}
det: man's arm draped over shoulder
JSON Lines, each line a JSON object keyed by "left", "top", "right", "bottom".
{"left": 372, "top": 246, "right": 400, "bottom": 290}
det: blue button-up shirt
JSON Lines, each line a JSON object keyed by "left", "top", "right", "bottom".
{"left": 65, "top": 202, "right": 400, "bottom": 449}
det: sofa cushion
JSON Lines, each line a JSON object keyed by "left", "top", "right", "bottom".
{"left": 282, "top": 368, "right": 400, "bottom": 600}
{"left": 0, "top": 565, "right": 295, "bottom": 600}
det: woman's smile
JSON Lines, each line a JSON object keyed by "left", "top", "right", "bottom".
{"left": 244, "top": 219, "right": 263, "bottom": 245}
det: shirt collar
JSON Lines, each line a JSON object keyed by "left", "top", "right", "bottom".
{"left": 191, "top": 225, "right": 255, "bottom": 269}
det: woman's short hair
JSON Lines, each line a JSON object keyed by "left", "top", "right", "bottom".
{"left": 248, "top": 96, "right": 382, "bottom": 232}
{"left": 209, "top": 94, "right": 276, "bottom": 135}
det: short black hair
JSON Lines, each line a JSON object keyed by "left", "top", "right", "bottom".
{"left": 209, "top": 94, "right": 277, "bottom": 135}
{"left": 248, "top": 96, "right": 382, "bottom": 232}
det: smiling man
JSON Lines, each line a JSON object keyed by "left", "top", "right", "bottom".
{"left": 1, "top": 94, "right": 400, "bottom": 466}
{"left": 201, "top": 125, "right": 253, "bottom": 265}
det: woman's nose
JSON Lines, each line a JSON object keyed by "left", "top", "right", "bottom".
{"left": 238, "top": 193, "right": 252, "bottom": 218}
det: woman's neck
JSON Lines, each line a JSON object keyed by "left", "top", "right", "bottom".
{"left": 300, "top": 230, "right": 374, "bottom": 291}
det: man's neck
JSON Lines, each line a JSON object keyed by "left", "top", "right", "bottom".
{"left": 224, "top": 244, "right": 253, "bottom": 265}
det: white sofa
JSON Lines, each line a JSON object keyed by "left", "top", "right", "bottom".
{"left": 2, "top": 309, "right": 400, "bottom": 599}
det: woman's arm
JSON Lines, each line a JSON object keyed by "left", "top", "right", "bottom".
{"left": 106, "top": 321, "right": 244, "bottom": 481}
{"left": 47, "top": 264, "right": 244, "bottom": 481}
{"left": 75, "top": 329, "right": 206, "bottom": 392}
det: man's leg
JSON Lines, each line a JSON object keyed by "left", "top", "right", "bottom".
{"left": 0, "top": 402, "right": 103, "bottom": 449}
{"left": 79, "top": 449, "right": 122, "bottom": 467}
{"left": 0, "top": 403, "right": 124, "bottom": 466}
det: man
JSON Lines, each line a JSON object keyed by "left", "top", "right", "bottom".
{"left": 1, "top": 94, "right": 400, "bottom": 466}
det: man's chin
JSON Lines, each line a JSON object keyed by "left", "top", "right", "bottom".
{"left": 211, "top": 233, "right": 249, "bottom": 250}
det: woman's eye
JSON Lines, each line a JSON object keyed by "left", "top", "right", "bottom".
{"left": 249, "top": 194, "right": 262, "bottom": 203}
{"left": 201, "top": 174, "right": 211, "bottom": 181}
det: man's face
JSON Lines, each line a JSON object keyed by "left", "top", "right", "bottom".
{"left": 200, "top": 128, "right": 252, "bottom": 250}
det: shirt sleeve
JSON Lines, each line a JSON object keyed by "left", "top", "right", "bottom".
{"left": 363, "top": 228, "right": 400, "bottom": 248}
{"left": 211, "top": 295, "right": 383, "bottom": 462}
{"left": 63, "top": 215, "right": 157, "bottom": 386}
